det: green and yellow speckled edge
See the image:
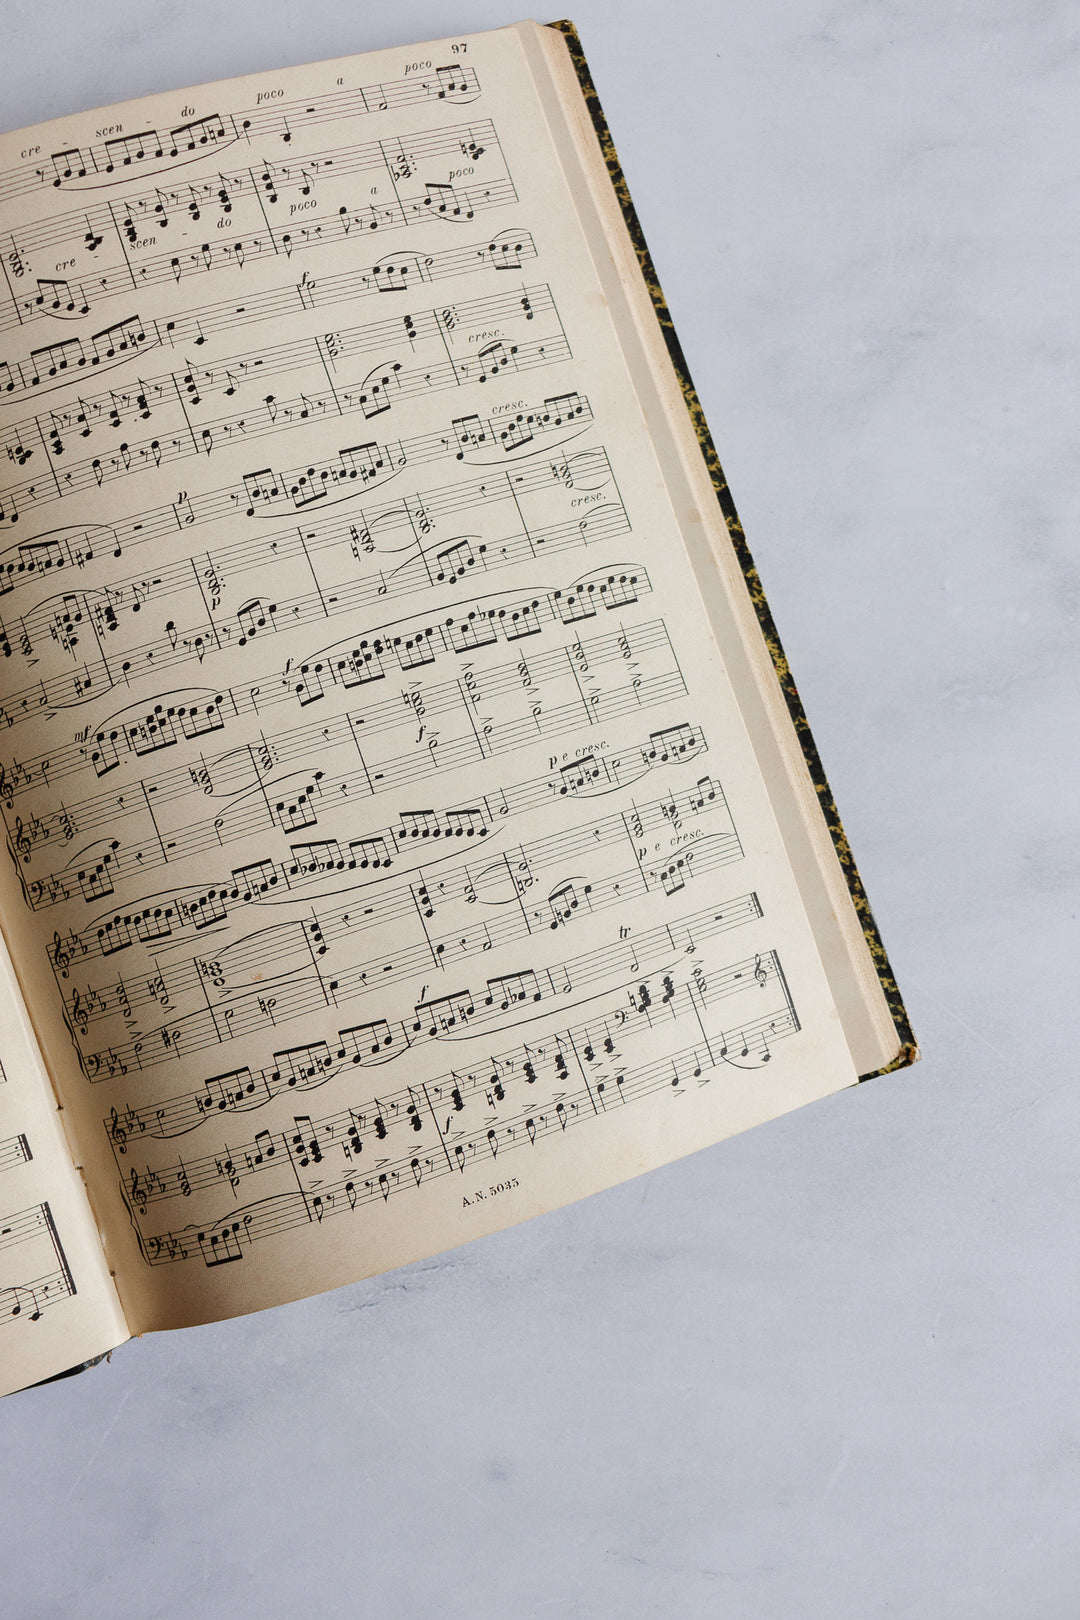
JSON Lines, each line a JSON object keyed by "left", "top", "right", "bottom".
{"left": 547, "top": 19, "right": 916, "bottom": 1080}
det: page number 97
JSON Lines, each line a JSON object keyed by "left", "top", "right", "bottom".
{"left": 450, "top": 42, "right": 467, "bottom": 53}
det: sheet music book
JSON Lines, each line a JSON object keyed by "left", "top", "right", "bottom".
{"left": 0, "top": 19, "right": 915, "bottom": 1397}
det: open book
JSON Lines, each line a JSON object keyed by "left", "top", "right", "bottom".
{"left": 0, "top": 19, "right": 915, "bottom": 1397}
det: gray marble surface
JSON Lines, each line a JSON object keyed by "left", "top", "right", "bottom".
{"left": 1, "top": 2, "right": 1077, "bottom": 1615}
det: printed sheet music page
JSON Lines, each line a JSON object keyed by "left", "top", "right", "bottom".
{"left": 0, "top": 22, "right": 858, "bottom": 1348}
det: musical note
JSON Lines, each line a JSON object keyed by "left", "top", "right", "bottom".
{"left": 0, "top": 1202, "right": 77, "bottom": 1324}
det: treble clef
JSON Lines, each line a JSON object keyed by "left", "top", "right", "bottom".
{"left": 754, "top": 952, "right": 768, "bottom": 990}
{"left": 52, "top": 930, "right": 71, "bottom": 976}
{"left": 109, "top": 1106, "right": 128, "bottom": 1155}
{"left": 70, "top": 986, "right": 88, "bottom": 1034}
{"left": 13, "top": 815, "right": 31, "bottom": 862}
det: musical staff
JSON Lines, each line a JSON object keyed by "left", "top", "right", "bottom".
{"left": 0, "top": 285, "right": 567, "bottom": 521}
{"left": 2, "top": 120, "right": 514, "bottom": 337}
{"left": 0, "top": 383, "right": 591, "bottom": 538}
{"left": 0, "top": 1133, "right": 33, "bottom": 1175}
{"left": 61, "top": 774, "right": 734, "bottom": 1028}
{"left": 80, "top": 885, "right": 765, "bottom": 1083}
{"left": 48, "top": 720, "right": 709, "bottom": 970}
{"left": 0, "top": 232, "right": 539, "bottom": 405}
{"left": 0, "top": 1201, "right": 77, "bottom": 1323}
{"left": 129, "top": 941, "right": 797, "bottom": 1266}
{"left": 4, "top": 574, "right": 652, "bottom": 839}
{"left": 0, "top": 556, "right": 640, "bottom": 748}
{"left": 0, "top": 67, "right": 483, "bottom": 206}
{"left": 0, "top": 450, "right": 620, "bottom": 730}
{"left": 3, "top": 278, "right": 558, "bottom": 453}
{"left": 115, "top": 953, "right": 797, "bottom": 1217}
{"left": 0, "top": 507, "right": 630, "bottom": 809}
{"left": 11, "top": 615, "right": 685, "bottom": 917}
{"left": 74, "top": 798, "right": 740, "bottom": 1081}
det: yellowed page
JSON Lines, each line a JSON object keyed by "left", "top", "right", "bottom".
{"left": 0, "top": 938, "right": 127, "bottom": 1396}
{"left": 0, "top": 22, "right": 858, "bottom": 1333}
